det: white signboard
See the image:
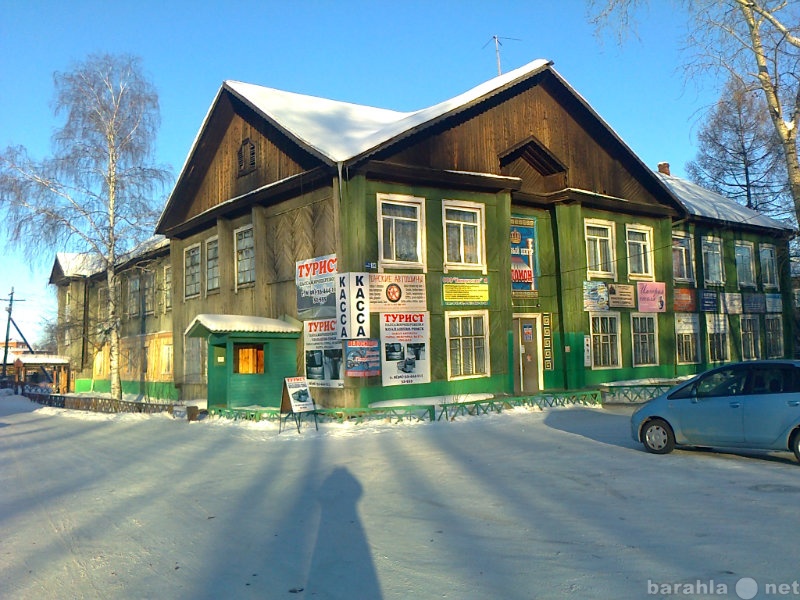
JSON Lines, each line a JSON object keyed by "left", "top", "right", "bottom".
{"left": 336, "top": 273, "right": 370, "bottom": 339}
{"left": 303, "top": 319, "right": 343, "bottom": 388}
{"left": 296, "top": 254, "right": 337, "bottom": 319}
{"left": 380, "top": 312, "right": 431, "bottom": 387}
{"left": 284, "top": 377, "right": 316, "bottom": 413}
{"left": 369, "top": 274, "right": 427, "bottom": 312}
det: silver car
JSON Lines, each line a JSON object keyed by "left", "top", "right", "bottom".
{"left": 631, "top": 360, "right": 800, "bottom": 462}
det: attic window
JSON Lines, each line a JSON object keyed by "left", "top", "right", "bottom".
{"left": 237, "top": 139, "right": 257, "bottom": 176}
{"left": 500, "top": 136, "right": 566, "bottom": 176}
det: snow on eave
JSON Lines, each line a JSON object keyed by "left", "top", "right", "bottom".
{"left": 656, "top": 173, "right": 796, "bottom": 233}
{"left": 184, "top": 314, "right": 301, "bottom": 337}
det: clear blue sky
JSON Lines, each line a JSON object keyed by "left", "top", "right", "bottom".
{"left": 0, "top": 0, "right": 718, "bottom": 343}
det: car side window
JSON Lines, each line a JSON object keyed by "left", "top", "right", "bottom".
{"left": 695, "top": 367, "right": 748, "bottom": 398}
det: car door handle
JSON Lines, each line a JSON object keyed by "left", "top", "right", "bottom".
{"left": 788, "top": 401, "right": 800, "bottom": 407}
{"left": 730, "top": 402, "right": 741, "bottom": 408}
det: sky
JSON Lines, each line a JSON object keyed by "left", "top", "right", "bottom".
{"left": 0, "top": 1, "right": 720, "bottom": 344}
{"left": 3, "top": 397, "right": 800, "bottom": 598}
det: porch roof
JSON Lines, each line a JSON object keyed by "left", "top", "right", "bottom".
{"left": 184, "top": 314, "right": 301, "bottom": 338}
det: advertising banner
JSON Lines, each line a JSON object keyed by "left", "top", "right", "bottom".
{"left": 766, "top": 293, "right": 783, "bottom": 313}
{"left": 303, "top": 319, "right": 343, "bottom": 388}
{"left": 510, "top": 216, "right": 538, "bottom": 298}
{"left": 608, "top": 284, "right": 635, "bottom": 308}
{"left": 637, "top": 282, "right": 666, "bottom": 312}
{"left": 699, "top": 289, "right": 718, "bottom": 312}
{"left": 673, "top": 288, "right": 697, "bottom": 312}
{"left": 583, "top": 281, "right": 609, "bottom": 311}
{"left": 336, "top": 273, "right": 370, "bottom": 339}
{"left": 283, "top": 377, "right": 315, "bottom": 413}
{"left": 379, "top": 312, "right": 430, "bottom": 387}
{"left": 344, "top": 339, "right": 381, "bottom": 378}
{"left": 720, "top": 292, "right": 743, "bottom": 314}
{"left": 442, "top": 276, "right": 489, "bottom": 306}
{"left": 369, "top": 274, "right": 427, "bottom": 311}
{"left": 296, "top": 254, "right": 337, "bottom": 319}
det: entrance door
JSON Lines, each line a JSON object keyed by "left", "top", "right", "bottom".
{"left": 513, "top": 317, "right": 540, "bottom": 394}
{"left": 208, "top": 343, "right": 227, "bottom": 407}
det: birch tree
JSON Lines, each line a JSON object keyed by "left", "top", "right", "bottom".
{"left": 588, "top": 0, "right": 800, "bottom": 227}
{"left": 0, "top": 54, "right": 170, "bottom": 399}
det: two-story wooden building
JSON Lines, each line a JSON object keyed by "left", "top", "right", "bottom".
{"left": 52, "top": 58, "right": 795, "bottom": 408}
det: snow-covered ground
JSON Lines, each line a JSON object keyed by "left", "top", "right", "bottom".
{"left": 2, "top": 394, "right": 799, "bottom": 599}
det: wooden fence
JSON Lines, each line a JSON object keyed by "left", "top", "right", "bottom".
{"left": 25, "top": 393, "right": 174, "bottom": 415}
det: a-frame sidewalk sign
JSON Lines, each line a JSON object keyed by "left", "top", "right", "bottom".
{"left": 279, "top": 376, "right": 319, "bottom": 433}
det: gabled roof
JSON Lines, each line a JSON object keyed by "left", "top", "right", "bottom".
{"left": 184, "top": 314, "right": 301, "bottom": 337}
{"left": 656, "top": 173, "right": 795, "bottom": 234}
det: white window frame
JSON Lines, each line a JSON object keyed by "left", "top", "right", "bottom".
{"left": 765, "top": 315, "right": 784, "bottom": 358}
{"left": 675, "top": 313, "right": 701, "bottom": 365}
{"left": 585, "top": 219, "right": 617, "bottom": 280}
{"left": 442, "top": 200, "right": 486, "bottom": 274}
{"left": 706, "top": 313, "right": 730, "bottom": 363}
{"left": 377, "top": 193, "right": 426, "bottom": 271}
{"left": 734, "top": 241, "right": 756, "bottom": 289}
{"left": 625, "top": 224, "right": 654, "bottom": 281}
{"left": 702, "top": 236, "right": 725, "bottom": 286}
{"left": 234, "top": 225, "right": 255, "bottom": 290}
{"left": 445, "top": 309, "right": 490, "bottom": 380}
{"left": 759, "top": 244, "right": 779, "bottom": 289}
{"left": 184, "top": 244, "right": 201, "bottom": 299}
{"left": 589, "top": 311, "right": 621, "bottom": 369}
{"left": 128, "top": 274, "right": 140, "bottom": 317}
{"left": 740, "top": 314, "right": 761, "bottom": 361}
{"left": 206, "top": 236, "right": 220, "bottom": 293}
{"left": 164, "top": 265, "right": 172, "bottom": 312}
{"left": 631, "top": 313, "right": 658, "bottom": 366}
{"left": 672, "top": 232, "right": 695, "bottom": 284}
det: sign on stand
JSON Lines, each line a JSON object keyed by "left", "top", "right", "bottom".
{"left": 280, "top": 376, "right": 318, "bottom": 433}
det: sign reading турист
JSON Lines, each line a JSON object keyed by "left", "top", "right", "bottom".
{"left": 380, "top": 312, "right": 430, "bottom": 387}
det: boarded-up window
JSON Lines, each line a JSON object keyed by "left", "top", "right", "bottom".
{"left": 234, "top": 344, "right": 264, "bottom": 374}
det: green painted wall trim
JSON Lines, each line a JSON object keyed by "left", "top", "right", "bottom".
{"left": 73, "top": 378, "right": 179, "bottom": 400}
{"left": 359, "top": 374, "right": 508, "bottom": 406}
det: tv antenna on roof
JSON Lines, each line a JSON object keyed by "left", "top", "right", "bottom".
{"left": 483, "top": 35, "right": 521, "bottom": 76}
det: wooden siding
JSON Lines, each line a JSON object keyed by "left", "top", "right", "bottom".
{"left": 380, "top": 76, "right": 662, "bottom": 206}
{"left": 175, "top": 96, "right": 317, "bottom": 226}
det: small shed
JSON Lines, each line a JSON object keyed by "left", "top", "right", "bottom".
{"left": 184, "top": 314, "right": 301, "bottom": 410}
{"left": 7, "top": 353, "right": 71, "bottom": 393}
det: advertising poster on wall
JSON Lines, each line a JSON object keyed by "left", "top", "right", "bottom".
{"left": 637, "top": 282, "right": 666, "bottom": 312}
{"left": 369, "top": 274, "right": 427, "bottom": 311}
{"left": 742, "top": 293, "right": 766, "bottom": 313}
{"left": 674, "top": 288, "right": 697, "bottom": 312}
{"left": 607, "top": 284, "right": 635, "bottom": 308}
{"left": 379, "top": 312, "right": 431, "bottom": 387}
{"left": 766, "top": 293, "right": 783, "bottom": 313}
{"left": 296, "top": 254, "right": 337, "bottom": 319}
{"left": 303, "top": 318, "right": 343, "bottom": 388}
{"left": 441, "top": 276, "right": 490, "bottom": 306}
{"left": 720, "top": 292, "right": 743, "bottom": 314}
{"left": 510, "top": 216, "right": 538, "bottom": 298}
{"left": 336, "top": 273, "right": 370, "bottom": 339}
{"left": 344, "top": 339, "right": 381, "bottom": 378}
{"left": 583, "top": 281, "right": 609, "bottom": 311}
{"left": 700, "top": 289, "right": 718, "bottom": 312}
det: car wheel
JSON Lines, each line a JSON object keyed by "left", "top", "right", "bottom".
{"left": 641, "top": 419, "right": 675, "bottom": 454}
{"left": 791, "top": 430, "right": 800, "bottom": 463}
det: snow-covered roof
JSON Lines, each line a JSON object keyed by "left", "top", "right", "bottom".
{"left": 184, "top": 314, "right": 301, "bottom": 337}
{"left": 656, "top": 172, "right": 794, "bottom": 233}
{"left": 54, "top": 252, "right": 104, "bottom": 278}
{"left": 3, "top": 353, "right": 70, "bottom": 366}
{"left": 223, "top": 59, "right": 551, "bottom": 164}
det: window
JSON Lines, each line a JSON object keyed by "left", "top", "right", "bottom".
{"left": 184, "top": 336, "right": 207, "bottom": 384}
{"left": 702, "top": 237, "right": 724, "bottom": 285}
{"left": 164, "top": 266, "right": 172, "bottom": 311}
{"left": 734, "top": 242, "right": 755, "bottom": 288}
{"left": 675, "top": 313, "right": 701, "bottom": 364}
{"left": 766, "top": 315, "right": 784, "bottom": 358}
{"left": 706, "top": 314, "right": 729, "bottom": 362}
{"left": 694, "top": 366, "right": 748, "bottom": 399}
{"left": 626, "top": 225, "right": 653, "bottom": 279}
{"left": 672, "top": 233, "right": 694, "bottom": 283}
{"left": 585, "top": 219, "right": 616, "bottom": 279}
{"left": 237, "top": 138, "right": 257, "bottom": 176}
{"left": 443, "top": 200, "right": 485, "bottom": 273}
{"left": 234, "top": 343, "right": 264, "bottom": 374}
{"left": 143, "top": 271, "right": 154, "bottom": 315}
{"left": 235, "top": 226, "right": 255, "bottom": 288}
{"left": 590, "top": 312, "right": 621, "bottom": 368}
{"left": 446, "top": 311, "right": 489, "bottom": 379}
{"left": 631, "top": 314, "right": 658, "bottom": 366}
{"left": 184, "top": 244, "right": 201, "bottom": 298}
{"left": 740, "top": 315, "right": 761, "bottom": 360}
{"left": 128, "top": 275, "right": 140, "bottom": 316}
{"left": 161, "top": 344, "right": 173, "bottom": 376}
{"left": 378, "top": 194, "right": 425, "bottom": 269}
{"left": 97, "top": 286, "right": 109, "bottom": 323}
{"left": 206, "top": 237, "right": 219, "bottom": 292}
{"left": 760, "top": 244, "right": 778, "bottom": 289}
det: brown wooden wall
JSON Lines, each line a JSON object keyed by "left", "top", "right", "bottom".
{"left": 382, "top": 77, "right": 658, "bottom": 205}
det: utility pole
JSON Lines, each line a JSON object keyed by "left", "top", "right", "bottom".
{"left": 483, "top": 35, "right": 521, "bottom": 76}
{"left": 2, "top": 288, "right": 25, "bottom": 379}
